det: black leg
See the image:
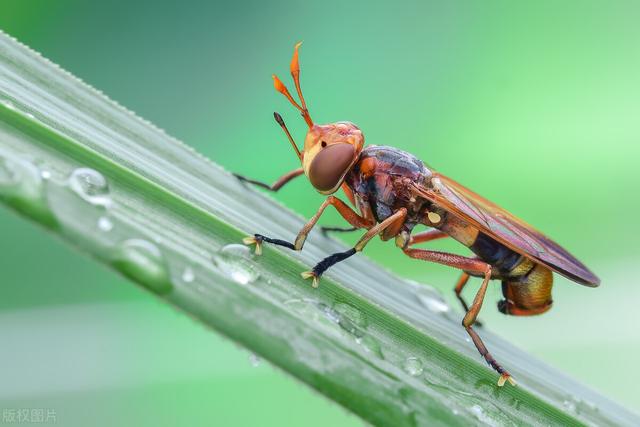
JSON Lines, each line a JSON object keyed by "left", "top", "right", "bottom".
{"left": 301, "top": 209, "right": 407, "bottom": 288}
{"left": 234, "top": 167, "right": 303, "bottom": 192}
{"left": 301, "top": 248, "right": 357, "bottom": 288}
{"left": 244, "top": 196, "right": 372, "bottom": 255}
{"left": 243, "top": 234, "right": 295, "bottom": 255}
{"left": 234, "top": 175, "right": 273, "bottom": 191}
{"left": 320, "top": 226, "right": 358, "bottom": 235}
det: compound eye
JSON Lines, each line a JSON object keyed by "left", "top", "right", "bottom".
{"left": 308, "top": 143, "right": 355, "bottom": 192}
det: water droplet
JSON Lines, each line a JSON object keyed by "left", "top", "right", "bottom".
{"left": 68, "top": 168, "right": 111, "bottom": 206}
{"left": 0, "top": 154, "right": 53, "bottom": 225}
{"left": 415, "top": 289, "right": 450, "bottom": 314}
{"left": 181, "top": 267, "right": 195, "bottom": 283}
{"left": 562, "top": 399, "right": 577, "bottom": 413}
{"left": 332, "top": 302, "right": 368, "bottom": 337}
{"left": 333, "top": 302, "right": 367, "bottom": 328}
{"left": 562, "top": 396, "right": 597, "bottom": 415}
{"left": 40, "top": 170, "right": 51, "bottom": 180}
{"left": 0, "top": 155, "right": 40, "bottom": 195}
{"left": 319, "top": 303, "right": 341, "bottom": 323}
{"left": 249, "top": 353, "right": 261, "bottom": 367}
{"left": 213, "top": 244, "right": 259, "bottom": 285}
{"left": 112, "top": 239, "right": 172, "bottom": 295}
{"left": 25, "top": 112, "right": 35, "bottom": 120}
{"left": 358, "top": 335, "right": 384, "bottom": 359}
{"left": 403, "top": 356, "right": 424, "bottom": 376}
{"left": 97, "top": 216, "right": 114, "bottom": 232}
{"left": 284, "top": 298, "right": 324, "bottom": 323}
{"left": 470, "top": 404, "right": 496, "bottom": 426}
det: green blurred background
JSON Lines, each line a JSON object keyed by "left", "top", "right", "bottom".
{"left": 1, "top": 1, "right": 639, "bottom": 425}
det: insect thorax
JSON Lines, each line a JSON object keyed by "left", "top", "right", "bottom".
{"left": 345, "top": 145, "right": 432, "bottom": 228}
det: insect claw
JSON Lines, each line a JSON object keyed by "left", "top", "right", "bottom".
{"left": 242, "top": 235, "right": 263, "bottom": 255}
{"left": 497, "top": 373, "right": 516, "bottom": 387}
{"left": 301, "top": 271, "right": 320, "bottom": 288}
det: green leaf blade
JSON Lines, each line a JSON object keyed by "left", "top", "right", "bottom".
{"left": 1, "top": 31, "right": 637, "bottom": 426}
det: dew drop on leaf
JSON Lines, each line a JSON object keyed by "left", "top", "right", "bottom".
{"left": 112, "top": 239, "right": 172, "bottom": 295}
{"left": 403, "top": 356, "right": 424, "bottom": 376}
{"left": 97, "top": 216, "right": 114, "bottom": 232}
{"left": 0, "top": 154, "right": 42, "bottom": 199}
{"left": 563, "top": 399, "right": 577, "bottom": 413}
{"left": 68, "top": 167, "right": 111, "bottom": 207}
{"left": 213, "top": 244, "right": 259, "bottom": 285}
{"left": 0, "top": 154, "right": 52, "bottom": 226}
{"left": 470, "top": 404, "right": 497, "bottom": 426}
{"left": 358, "top": 335, "right": 384, "bottom": 360}
{"left": 181, "top": 266, "right": 195, "bottom": 283}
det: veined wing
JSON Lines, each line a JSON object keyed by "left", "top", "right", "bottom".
{"left": 411, "top": 173, "right": 600, "bottom": 286}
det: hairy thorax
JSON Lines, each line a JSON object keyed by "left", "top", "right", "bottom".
{"left": 344, "top": 145, "right": 433, "bottom": 234}
{"left": 344, "top": 145, "right": 553, "bottom": 315}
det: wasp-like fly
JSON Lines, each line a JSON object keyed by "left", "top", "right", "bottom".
{"left": 235, "top": 43, "right": 600, "bottom": 386}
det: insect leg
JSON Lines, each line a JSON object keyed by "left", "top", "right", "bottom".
{"left": 402, "top": 248, "right": 514, "bottom": 386}
{"left": 408, "top": 229, "right": 449, "bottom": 246}
{"left": 234, "top": 167, "right": 304, "bottom": 192}
{"left": 243, "top": 196, "right": 373, "bottom": 255}
{"left": 293, "top": 196, "right": 374, "bottom": 250}
{"left": 341, "top": 182, "right": 356, "bottom": 205}
{"left": 354, "top": 208, "right": 406, "bottom": 251}
{"left": 463, "top": 270, "right": 515, "bottom": 386}
{"left": 454, "top": 272, "right": 471, "bottom": 312}
{"left": 453, "top": 272, "right": 482, "bottom": 327}
{"left": 395, "top": 228, "right": 448, "bottom": 249}
{"left": 320, "top": 226, "right": 358, "bottom": 235}
{"left": 319, "top": 186, "right": 363, "bottom": 235}
{"left": 302, "top": 209, "right": 407, "bottom": 287}
{"left": 403, "top": 230, "right": 483, "bottom": 325}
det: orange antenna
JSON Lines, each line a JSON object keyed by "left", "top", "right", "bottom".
{"left": 273, "top": 111, "right": 301, "bottom": 159}
{"left": 290, "top": 42, "right": 307, "bottom": 110}
{"left": 272, "top": 74, "right": 304, "bottom": 111}
{"left": 272, "top": 42, "right": 314, "bottom": 128}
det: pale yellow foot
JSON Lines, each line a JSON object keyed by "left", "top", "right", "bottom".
{"left": 301, "top": 271, "right": 320, "bottom": 288}
{"left": 497, "top": 373, "right": 517, "bottom": 387}
{"left": 242, "top": 236, "right": 263, "bottom": 255}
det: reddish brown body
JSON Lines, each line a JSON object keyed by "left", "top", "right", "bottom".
{"left": 345, "top": 145, "right": 555, "bottom": 315}
{"left": 237, "top": 43, "right": 600, "bottom": 386}
{"left": 346, "top": 145, "right": 429, "bottom": 235}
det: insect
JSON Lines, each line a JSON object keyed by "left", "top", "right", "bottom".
{"left": 235, "top": 43, "right": 600, "bottom": 386}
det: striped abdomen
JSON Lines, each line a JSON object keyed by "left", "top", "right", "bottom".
{"left": 439, "top": 215, "right": 553, "bottom": 316}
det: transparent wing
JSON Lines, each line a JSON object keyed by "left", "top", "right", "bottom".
{"left": 411, "top": 173, "right": 600, "bottom": 286}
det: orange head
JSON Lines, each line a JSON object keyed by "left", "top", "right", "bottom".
{"left": 272, "top": 42, "right": 365, "bottom": 195}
